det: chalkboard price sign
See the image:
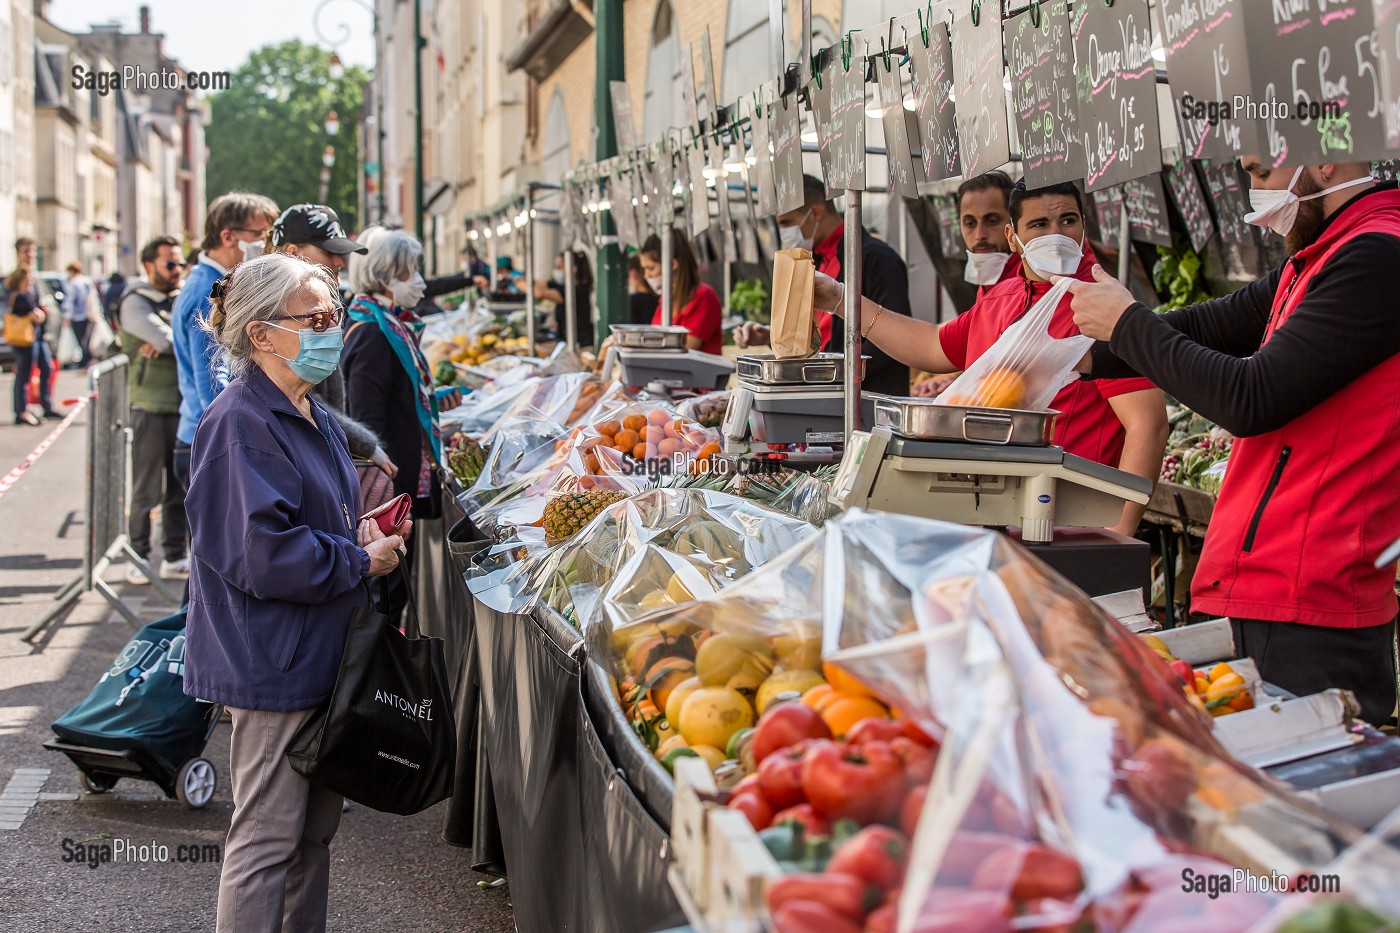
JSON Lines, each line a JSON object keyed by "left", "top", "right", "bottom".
{"left": 1245, "top": 0, "right": 1391, "bottom": 165}
{"left": 828, "top": 59, "right": 867, "bottom": 191}
{"left": 750, "top": 87, "right": 780, "bottom": 217}
{"left": 1158, "top": 0, "right": 1257, "bottom": 161}
{"left": 877, "top": 56, "right": 921, "bottom": 198}
{"left": 1121, "top": 174, "right": 1174, "bottom": 247}
{"left": 1164, "top": 160, "right": 1217, "bottom": 254}
{"left": 812, "top": 62, "right": 840, "bottom": 197}
{"left": 929, "top": 191, "right": 967, "bottom": 260}
{"left": 772, "top": 95, "right": 805, "bottom": 215}
{"left": 610, "top": 82, "right": 639, "bottom": 156}
{"left": 952, "top": 2, "right": 1012, "bottom": 177}
{"left": 1378, "top": 0, "right": 1400, "bottom": 148}
{"left": 1005, "top": 0, "right": 1084, "bottom": 187}
{"left": 1090, "top": 186, "right": 1124, "bottom": 244}
{"left": 687, "top": 136, "right": 711, "bottom": 239}
{"left": 909, "top": 20, "right": 960, "bottom": 181}
{"left": 1073, "top": 0, "right": 1163, "bottom": 192}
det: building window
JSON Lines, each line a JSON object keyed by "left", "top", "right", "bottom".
{"left": 643, "top": 0, "right": 683, "bottom": 144}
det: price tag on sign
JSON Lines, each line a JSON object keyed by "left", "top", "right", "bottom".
{"left": 908, "top": 18, "right": 961, "bottom": 182}
{"left": 952, "top": 1, "right": 1013, "bottom": 177}
{"left": 876, "top": 54, "right": 922, "bottom": 199}
{"left": 1004, "top": 0, "right": 1085, "bottom": 187}
{"left": 1244, "top": 0, "right": 1391, "bottom": 165}
{"left": 1164, "top": 161, "right": 1217, "bottom": 255}
{"left": 1158, "top": 0, "right": 1258, "bottom": 161}
{"left": 1073, "top": 0, "right": 1162, "bottom": 192}
{"left": 1121, "top": 174, "right": 1174, "bottom": 247}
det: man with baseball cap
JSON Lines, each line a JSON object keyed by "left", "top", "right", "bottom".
{"left": 271, "top": 203, "right": 367, "bottom": 278}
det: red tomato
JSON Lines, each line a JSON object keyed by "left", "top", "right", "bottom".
{"left": 771, "top": 900, "right": 864, "bottom": 933}
{"left": 863, "top": 904, "right": 897, "bottom": 933}
{"left": 732, "top": 773, "right": 762, "bottom": 796}
{"left": 770, "top": 803, "right": 831, "bottom": 840}
{"left": 899, "top": 785, "right": 927, "bottom": 837}
{"left": 766, "top": 872, "right": 881, "bottom": 923}
{"left": 909, "top": 890, "right": 1012, "bottom": 933}
{"left": 845, "top": 718, "right": 905, "bottom": 747}
{"left": 827, "top": 825, "right": 908, "bottom": 890}
{"left": 890, "top": 736, "right": 936, "bottom": 787}
{"left": 901, "top": 720, "right": 939, "bottom": 748}
{"left": 971, "top": 844, "right": 1084, "bottom": 902}
{"left": 754, "top": 703, "right": 832, "bottom": 764}
{"left": 801, "top": 740, "right": 906, "bottom": 825}
{"left": 728, "top": 788, "right": 773, "bottom": 831}
{"left": 758, "top": 739, "right": 817, "bottom": 811}
{"left": 937, "top": 831, "right": 1019, "bottom": 886}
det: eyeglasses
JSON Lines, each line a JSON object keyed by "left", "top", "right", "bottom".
{"left": 163, "top": 260, "right": 186, "bottom": 271}
{"left": 231, "top": 227, "right": 269, "bottom": 238}
{"left": 269, "top": 309, "right": 344, "bottom": 332}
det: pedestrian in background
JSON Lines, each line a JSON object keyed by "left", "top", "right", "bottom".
{"left": 62, "top": 261, "right": 95, "bottom": 369}
{"left": 626, "top": 253, "right": 656, "bottom": 326}
{"left": 181, "top": 253, "right": 407, "bottom": 933}
{"left": 7, "top": 266, "right": 59, "bottom": 425}
{"left": 118, "top": 236, "right": 188, "bottom": 585}
{"left": 533, "top": 250, "right": 595, "bottom": 348}
{"left": 101, "top": 270, "right": 126, "bottom": 331}
{"left": 267, "top": 204, "right": 397, "bottom": 487}
{"left": 171, "top": 191, "right": 279, "bottom": 490}
{"left": 342, "top": 228, "right": 461, "bottom": 622}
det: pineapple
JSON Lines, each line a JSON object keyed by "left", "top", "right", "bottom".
{"left": 542, "top": 490, "right": 628, "bottom": 546}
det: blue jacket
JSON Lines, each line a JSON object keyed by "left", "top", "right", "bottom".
{"left": 174, "top": 257, "right": 227, "bottom": 445}
{"left": 183, "top": 365, "right": 370, "bottom": 711}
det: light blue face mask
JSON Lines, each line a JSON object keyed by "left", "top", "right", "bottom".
{"left": 266, "top": 323, "right": 344, "bottom": 384}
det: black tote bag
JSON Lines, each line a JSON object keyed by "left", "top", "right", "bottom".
{"left": 287, "top": 573, "right": 456, "bottom": 815}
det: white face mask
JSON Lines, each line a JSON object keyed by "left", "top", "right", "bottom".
{"left": 778, "top": 209, "right": 814, "bottom": 252}
{"left": 239, "top": 239, "right": 263, "bottom": 263}
{"left": 645, "top": 275, "right": 664, "bottom": 293}
{"left": 1015, "top": 232, "right": 1084, "bottom": 278}
{"left": 390, "top": 272, "right": 427, "bottom": 308}
{"left": 1244, "top": 166, "right": 1374, "bottom": 238}
{"left": 964, "top": 251, "right": 1012, "bottom": 286}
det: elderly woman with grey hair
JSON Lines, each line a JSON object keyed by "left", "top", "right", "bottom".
{"left": 181, "top": 253, "right": 409, "bottom": 933}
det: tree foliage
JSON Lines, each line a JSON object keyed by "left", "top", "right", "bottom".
{"left": 206, "top": 41, "right": 369, "bottom": 231}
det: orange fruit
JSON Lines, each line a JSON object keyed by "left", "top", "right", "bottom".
{"left": 801, "top": 684, "right": 835, "bottom": 710}
{"left": 614, "top": 428, "right": 640, "bottom": 450}
{"left": 820, "top": 696, "right": 890, "bottom": 739}
{"left": 972, "top": 367, "right": 1026, "bottom": 409}
{"left": 823, "top": 662, "right": 877, "bottom": 699}
{"left": 633, "top": 442, "right": 648, "bottom": 460}
{"left": 696, "top": 442, "right": 720, "bottom": 461}
{"left": 597, "top": 420, "right": 622, "bottom": 438}
{"left": 658, "top": 437, "right": 681, "bottom": 456}
{"left": 638, "top": 425, "right": 653, "bottom": 442}
{"left": 622, "top": 413, "right": 646, "bottom": 431}
{"left": 646, "top": 409, "right": 671, "bottom": 425}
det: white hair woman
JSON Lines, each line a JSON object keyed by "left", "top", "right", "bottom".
{"left": 182, "top": 253, "right": 409, "bottom": 933}
{"left": 341, "top": 228, "right": 459, "bottom": 623}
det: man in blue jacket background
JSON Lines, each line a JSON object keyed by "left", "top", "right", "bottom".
{"left": 171, "top": 192, "right": 279, "bottom": 492}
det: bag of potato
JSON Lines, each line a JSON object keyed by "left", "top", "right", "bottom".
{"left": 934, "top": 276, "right": 1089, "bottom": 411}
{"left": 769, "top": 248, "right": 819, "bottom": 359}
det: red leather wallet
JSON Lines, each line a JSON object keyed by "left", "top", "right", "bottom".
{"left": 361, "top": 493, "right": 411, "bottom": 535}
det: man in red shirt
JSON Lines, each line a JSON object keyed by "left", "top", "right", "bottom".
{"left": 815, "top": 180, "right": 1168, "bottom": 535}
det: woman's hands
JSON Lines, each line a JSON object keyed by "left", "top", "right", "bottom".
{"left": 359, "top": 518, "right": 408, "bottom": 577}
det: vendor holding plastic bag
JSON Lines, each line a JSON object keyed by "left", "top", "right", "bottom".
{"left": 1062, "top": 159, "right": 1400, "bottom": 726}
{"left": 818, "top": 180, "right": 1167, "bottom": 536}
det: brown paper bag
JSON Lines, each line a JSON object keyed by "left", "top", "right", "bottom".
{"left": 769, "top": 248, "right": 818, "bottom": 359}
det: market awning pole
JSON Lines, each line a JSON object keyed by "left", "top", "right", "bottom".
{"left": 660, "top": 224, "right": 674, "bottom": 326}
{"left": 1117, "top": 202, "right": 1131, "bottom": 285}
{"left": 843, "top": 190, "right": 863, "bottom": 442}
{"left": 525, "top": 187, "right": 537, "bottom": 357}
{"left": 564, "top": 247, "right": 578, "bottom": 351}
{"left": 594, "top": 0, "right": 626, "bottom": 340}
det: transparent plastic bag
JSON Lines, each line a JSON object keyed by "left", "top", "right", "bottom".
{"left": 675, "top": 390, "right": 733, "bottom": 430}
{"left": 459, "top": 414, "right": 570, "bottom": 516}
{"left": 477, "top": 372, "right": 603, "bottom": 446}
{"left": 796, "top": 512, "right": 1395, "bottom": 933}
{"left": 935, "top": 277, "right": 1090, "bottom": 411}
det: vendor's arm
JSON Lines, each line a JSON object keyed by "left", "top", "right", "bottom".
{"left": 1105, "top": 387, "right": 1170, "bottom": 535}
{"left": 813, "top": 272, "right": 957, "bottom": 374}
{"left": 1070, "top": 238, "right": 1400, "bottom": 436}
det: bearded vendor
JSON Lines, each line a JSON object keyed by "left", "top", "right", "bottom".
{"left": 812, "top": 179, "right": 1168, "bottom": 536}
{"left": 1062, "top": 160, "right": 1400, "bottom": 726}
{"left": 735, "top": 174, "right": 914, "bottom": 396}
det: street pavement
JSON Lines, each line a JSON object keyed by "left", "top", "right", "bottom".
{"left": 0, "top": 370, "right": 515, "bottom": 933}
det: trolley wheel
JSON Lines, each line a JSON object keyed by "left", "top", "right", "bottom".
{"left": 79, "top": 772, "right": 116, "bottom": 794}
{"left": 176, "top": 757, "right": 217, "bottom": 809}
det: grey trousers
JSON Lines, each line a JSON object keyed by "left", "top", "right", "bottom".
{"left": 218, "top": 707, "right": 343, "bottom": 933}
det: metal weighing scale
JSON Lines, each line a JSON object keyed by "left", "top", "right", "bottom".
{"left": 722, "top": 353, "right": 875, "bottom": 464}
{"left": 830, "top": 397, "right": 1155, "bottom": 597}
{"left": 607, "top": 324, "right": 735, "bottom": 392}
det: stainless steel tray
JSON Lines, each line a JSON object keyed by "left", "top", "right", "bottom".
{"left": 870, "top": 395, "right": 1058, "bottom": 446}
{"left": 734, "top": 353, "right": 869, "bottom": 385}
{"left": 610, "top": 324, "right": 690, "bottom": 349}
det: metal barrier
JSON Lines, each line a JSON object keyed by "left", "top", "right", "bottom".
{"left": 22, "top": 355, "right": 177, "bottom": 642}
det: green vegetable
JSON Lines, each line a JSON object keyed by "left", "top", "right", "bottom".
{"left": 1276, "top": 902, "right": 1396, "bottom": 933}
{"left": 726, "top": 727, "right": 755, "bottom": 762}
{"left": 728, "top": 279, "right": 771, "bottom": 324}
{"left": 759, "top": 823, "right": 805, "bottom": 862}
{"left": 660, "top": 747, "right": 699, "bottom": 774}
{"left": 1152, "top": 242, "right": 1212, "bottom": 313}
